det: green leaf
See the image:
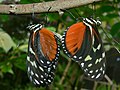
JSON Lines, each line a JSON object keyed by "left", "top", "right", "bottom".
{"left": 46, "top": 27, "right": 56, "bottom": 32}
{"left": 0, "top": 63, "right": 14, "bottom": 74}
{"left": 97, "top": 84, "right": 109, "bottom": 90}
{"left": 110, "top": 22, "right": 120, "bottom": 36}
{"left": 48, "top": 13, "right": 59, "bottom": 22}
{"left": 0, "top": 15, "right": 9, "bottom": 22}
{"left": 0, "top": 0, "right": 4, "bottom": 3}
{"left": 106, "top": 13, "right": 119, "bottom": 18}
{"left": 14, "top": 54, "right": 27, "bottom": 71}
{"left": 18, "top": 44, "right": 28, "bottom": 52}
{"left": 98, "top": 5, "right": 115, "bottom": 13}
{"left": 0, "top": 28, "right": 16, "bottom": 52}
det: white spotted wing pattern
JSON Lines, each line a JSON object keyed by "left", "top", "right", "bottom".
{"left": 27, "top": 24, "right": 60, "bottom": 86}
{"left": 62, "top": 18, "right": 106, "bottom": 80}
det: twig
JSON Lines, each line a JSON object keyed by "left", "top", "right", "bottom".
{"left": 104, "top": 74, "right": 113, "bottom": 85}
{"left": 93, "top": 81, "right": 98, "bottom": 90}
{"left": 83, "top": 76, "right": 120, "bottom": 89}
{"left": 59, "top": 58, "right": 72, "bottom": 85}
{"left": 105, "top": 75, "right": 116, "bottom": 90}
{"left": 0, "top": 0, "right": 101, "bottom": 14}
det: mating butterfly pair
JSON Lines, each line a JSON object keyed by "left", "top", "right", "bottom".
{"left": 26, "top": 17, "right": 106, "bottom": 87}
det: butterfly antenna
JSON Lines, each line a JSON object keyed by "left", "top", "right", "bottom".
{"left": 92, "top": 1, "right": 96, "bottom": 18}
{"left": 31, "top": 4, "right": 35, "bottom": 24}
{"left": 60, "top": 9, "right": 77, "bottom": 21}
{"left": 100, "top": 26, "right": 120, "bottom": 53}
{"left": 45, "top": 7, "right": 52, "bottom": 25}
{"left": 74, "top": 8, "right": 83, "bottom": 20}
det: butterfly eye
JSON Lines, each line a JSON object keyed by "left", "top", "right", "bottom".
{"left": 62, "top": 17, "right": 106, "bottom": 80}
{"left": 27, "top": 24, "right": 60, "bottom": 86}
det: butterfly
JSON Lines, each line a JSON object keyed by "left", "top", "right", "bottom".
{"left": 62, "top": 17, "right": 106, "bottom": 80}
{"left": 27, "top": 24, "right": 60, "bottom": 86}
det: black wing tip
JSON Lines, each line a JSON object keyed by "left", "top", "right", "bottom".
{"left": 27, "top": 24, "right": 43, "bottom": 32}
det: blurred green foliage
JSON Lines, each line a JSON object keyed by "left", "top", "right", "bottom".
{"left": 0, "top": 0, "right": 120, "bottom": 90}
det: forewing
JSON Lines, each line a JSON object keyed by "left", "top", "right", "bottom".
{"left": 62, "top": 22, "right": 92, "bottom": 61}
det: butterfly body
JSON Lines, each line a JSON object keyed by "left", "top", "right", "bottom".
{"left": 27, "top": 24, "right": 60, "bottom": 86}
{"left": 62, "top": 18, "right": 106, "bottom": 80}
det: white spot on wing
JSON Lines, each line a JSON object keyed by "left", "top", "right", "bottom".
{"left": 88, "top": 73, "right": 90, "bottom": 76}
{"left": 96, "top": 73, "right": 101, "bottom": 79}
{"left": 97, "top": 44, "right": 101, "bottom": 50}
{"left": 27, "top": 56, "right": 30, "bottom": 61}
{"left": 39, "top": 66, "right": 44, "bottom": 72}
{"left": 88, "top": 63, "right": 92, "bottom": 67}
{"left": 91, "top": 75, "right": 95, "bottom": 78}
{"left": 89, "top": 70, "right": 93, "bottom": 73}
{"left": 41, "top": 75, "right": 43, "bottom": 78}
{"left": 47, "top": 61, "right": 50, "bottom": 64}
{"left": 85, "top": 55, "right": 92, "bottom": 61}
{"left": 103, "top": 63, "right": 105, "bottom": 67}
{"left": 62, "top": 44, "right": 64, "bottom": 46}
{"left": 93, "top": 47, "right": 97, "bottom": 52}
{"left": 29, "top": 76, "right": 32, "bottom": 81}
{"left": 99, "top": 58, "right": 102, "bottom": 62}
{"left": 29, "top": 47, "right": 35, "bottom": 55}
{"left": 79, "top": 56, "right": 82, "bottom": 59}
{"left": 62, "top": 40, "right": 64, "bottom": 43}
{"left": 44, "top": 78, "right": 46, "bottom": 81}
{"left": 73, "top": 55, "right": 77, "bottom": 58}
{"left": 100, "top": 67, "right": 103, "bottom": 71}
{"left": 34, "top": 79, "right": 40, "bottom": 84}
{"left": 48, "top": 68, "right": 51, "bottom": 72}
{"left": 53, "top": 65, "right": 56, "bottom": 69}
{"left": 95, "top": 69, "right": 98, "bottom": 72}
{"left": 84, "top": 68, "right": 88, "bottom": 72}
{"left": 40, "top": 60, "right": 44, "bottom": 64}
{"left": 35, "top": 73, "right": 39, "bottom": 78}
{"left": 30, "top": 61, "right": 34, "bottom": 66}
{"left": 102, "top": 52, "right": 105, "bottom": 58}
{"left": 40, "top": 81, "right": 43, "bottom": 83}
{"left": 48, "top": 79, "right": 51, "bottom": 83}
{"left": 103, "top": 70, "right": 105, "bottom": 74}
{"left": 31, "top": 70, "right": 34, "bottom": 75}
{"left": 81, "top": 63, "right": 84, "bottom": 67}
{"left": 63, "top": 46, "right": 65, "bottom": 48}
{"left": 28, "top": 66, "right": 30, "bottom": 72}
{"left": 95, "top": 58, "right": 102, "bottom": 64}
{"left": 33, "top": 61, "right": 37, "bottom": 68}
